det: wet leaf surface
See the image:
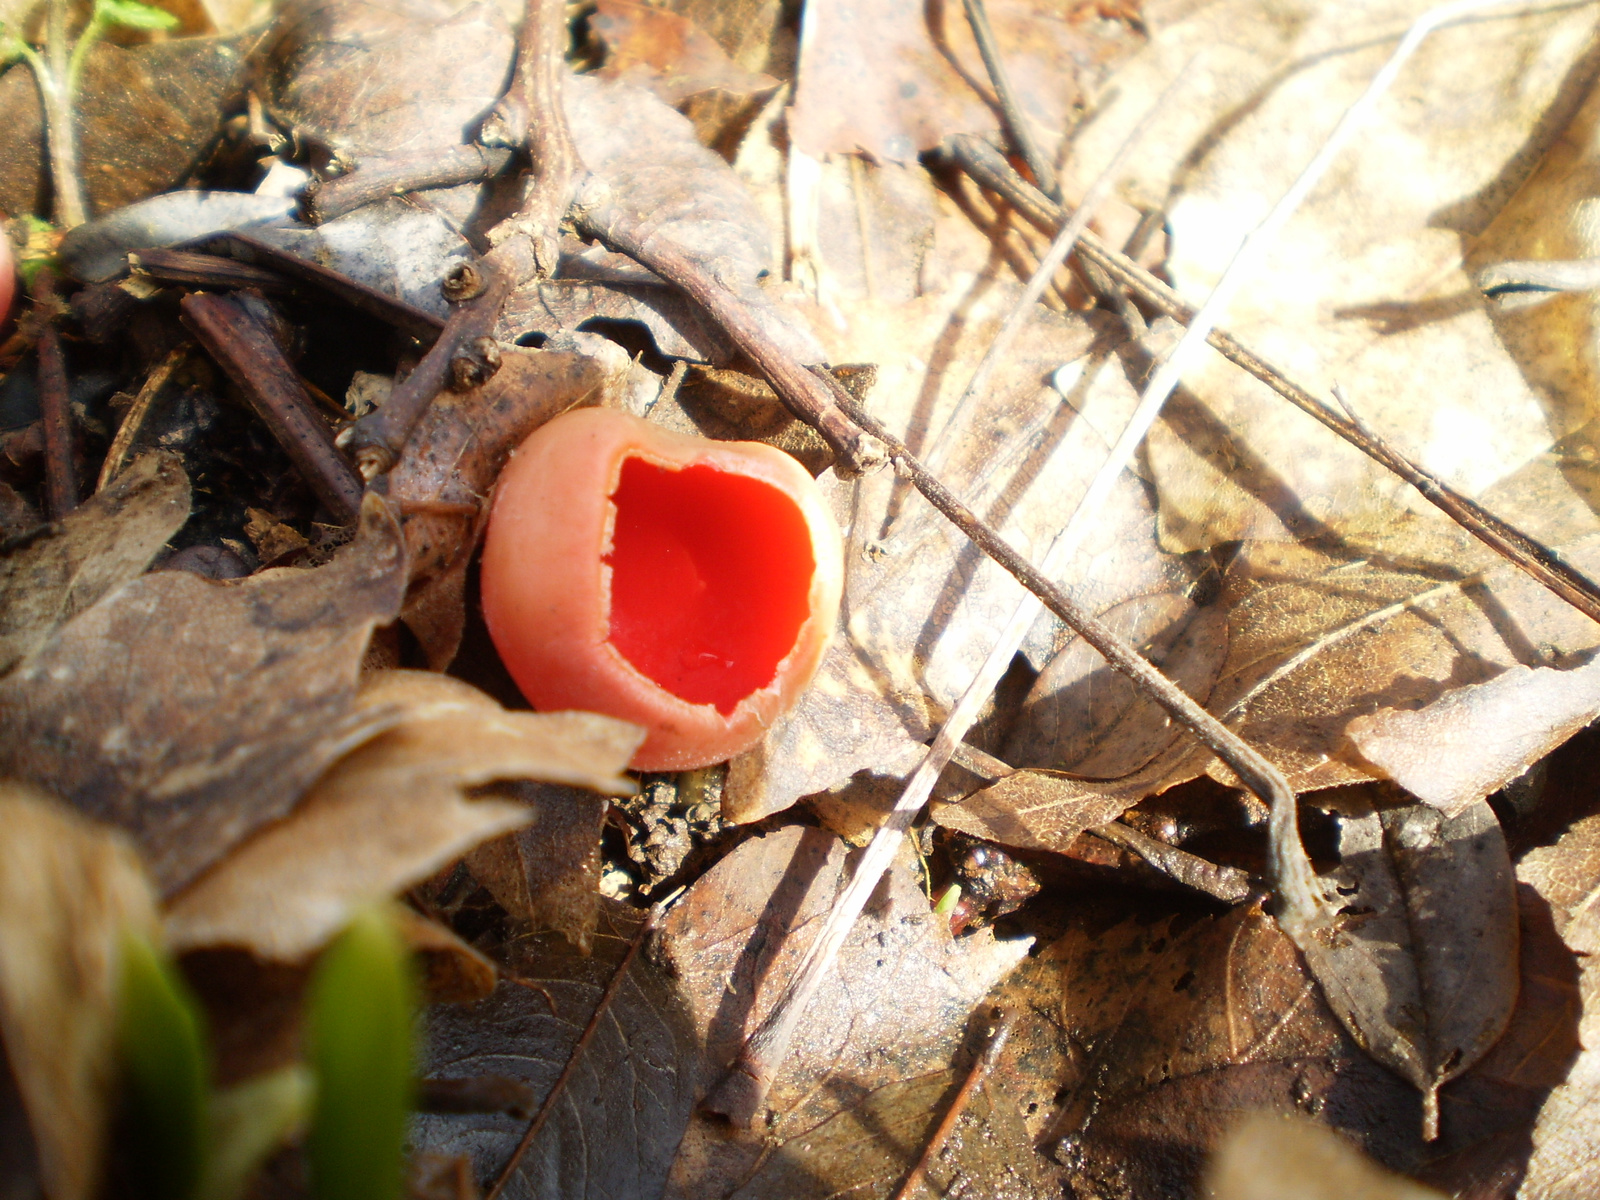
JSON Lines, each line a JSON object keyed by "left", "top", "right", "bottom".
{"left": 0, "top": 494, "right": 407, "bottom": 895}
{"left": 0, "top": 784, "right": 160, "bottom": 1200}
{"left": 413, "top": 902, "right": 699, "bottom": 1200}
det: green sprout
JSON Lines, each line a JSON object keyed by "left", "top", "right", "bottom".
{"left": 0, "top": 0, "right": 178, "bottom": 227}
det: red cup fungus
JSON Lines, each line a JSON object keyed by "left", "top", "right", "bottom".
{"left": 481, "top": 406, "right": 844, "bottom": 771}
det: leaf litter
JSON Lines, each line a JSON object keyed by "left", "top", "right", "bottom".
{"left": 6, "top": 0, "right": 1600, "bottom": 1195}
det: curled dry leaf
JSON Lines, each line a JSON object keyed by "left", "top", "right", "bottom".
{"left": 0, "top": 493, "right": 408, "bottom": 895}
{"left": 0, "top": 784, "right": 160, "bottom": 1200}
{"left": 1516, "top": 813, "right": 1600, "bottom": 1198}
{"left": 1348, "top": 658, "right": 1600, "bottom": 818}
{"left": 163, "top": 670, "right": 641, "bottom": 961}
{"left": 1207, "top": 1114, "right": 1447, "bottom": 1200}
{"left": 1294, "top": 794, "right": 1519, "bottom": 1140}
{"left": 0, "top": 452, "right": 190, "bottom": 677}
{"left": 657, "top": 826, "right": 1029, "bottom": 1192}
{"left": 413, "top": 903, "right": 699, "bottom": 1200}
{"left": 390, "top": 348, "right": 609, "bottom": 669}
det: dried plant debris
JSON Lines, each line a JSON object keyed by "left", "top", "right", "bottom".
{"left": 1207, "top": 1114, "right": 1447, "bottom": 1200}
{"left": 0, "top": 452, "right": 189, "bottom": 675}
{"left": 0, "top": 784, "right": 160, "bottom": 1200}
{"left": 656, "top": 827, "right": 1030, "bottom": 1192}
{"left": 589, "top": 0, "right": 777, "bottom": 106}
{"left": 413, "top": 903, "right": 699, "bottom": 1200}
{"left": 164, "top": 670, "right": 641, "bottom": 961}
{"left": 0, "top": 493, "right": 407, "bottom": 895}
{"left": 1516, "top": 813, "right": 1600, "bottom": 1198}
{"left": 389, "top": 347, "right": 608, "bottom": 669}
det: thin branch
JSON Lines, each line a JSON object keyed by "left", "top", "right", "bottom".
{"left": 181, "top": 293, "right": 365, "bottom": 522}
{"left": 300, "top": 146, "right": 514, "bottom": 226}
{"left": 571, "top": 209, "right": 885, "bottom": 474}
{"left": 340, "top": 0, "right": 583, "bottom": 477}
{"left": 1090, "top": 821, "right": 1253, "bottom": 904}
{"left": 945, "top": 133, "right": 1600, "bottom": 629}
{"left": 482, "top": 908, "right": 659, "bottom": 1200}
{"left": 31, "top": 270, "right": 78, "bottom": 518}
{"left": 889, "top": 1007, "right": 1016, "bottom": 1200}
{"left": 960, "top": 0, "right": 1056, "bottom": 197}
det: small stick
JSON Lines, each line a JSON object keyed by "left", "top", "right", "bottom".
{"left": 301, "top": 146, "right": 515, "bottom": 225}
{"left": 341, "top": 0, "right": 583, "bottom": 476}
{"left": 128, "top": 249, "right": 291, "bottom": 295}
{"left": 1090, "top": 821, "right": 1254, "bottom": 904}
{"left": 960, "top": 0, "right": 1056, "bottom": 198}
{"left": 97, "top": 346, "right": 184, "bottom": 491}
{"left": 482, "top": 908, "right": 659, "bottom": 1200}
{"left": 572, "top": 211, "right": 885, "bottom": 474}
{"left": 31, "top": 270, "right": 78, "bottom": 518}
{"left": 180, "top": 292, "right": 365, "bottom": 523}
{"left": 890, "top": 1008, "right": 1016, "bottom": 1200}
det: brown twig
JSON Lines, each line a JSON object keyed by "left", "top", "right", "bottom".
{"left": 482, "top": 908, "right": 659, "bottom": 1200}
{"left": 180, "top": 292, "right": 365, "bottom": 523}
{"left": 1090, "top": 821, "right": 1254, "bottom": 904}
{"left": 128, "top": 249, "right": 292, "bottom": 295}
{"left": 340, "top": 0, "right": 583, "bottom": 477}
{"left": 572, "top": 210, "right": 885, "bottom": 474}
{"left": 890, "top": 1007, "right": 1016, "bottom": 1200}
{"left": 97, "top": 346, "right": 185, "bottom": 492}
{"left": 300, "top": 146, "right": 515, "bottom": 226}
{"left": 943, "top": 134, "right": 1600, "bottom": 628}
{"left": 31, "top": 270, "right": 79, "bottom": 519}
{"left": 960, "top": 0, "right": 1056, "bottom": 198}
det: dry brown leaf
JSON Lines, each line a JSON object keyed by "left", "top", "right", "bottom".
{"left": 725, "top": 304, "right": 1195, "bottom": 821}
{"left": 0, "top": 784, "right": 159, "bottom": 1200}
{"left": 657, "top": 826, "right": 1029, "bottom": 1193}
{"left": 1207, "top": 1114, "right": 1447, "bottom": 1200}
{"left": 0, "top": 32, "right": 257, "bottom": 219}
{"left": 463, "top": 783, "right": 610, "bottom": 952}
{"left": 789, "top": 0, "right": 1130, "bottom": 163}
{"left": 163, "top": 670, "right": 641, "bottom": 961}
{"left": 0, "top": 452, "right": 190, "bottom": 677}
{"left": 1348, "top": 659, "right": 1600, "bottom": 818}
{"left": 264, "top": 0, "right": 514, "bottom": 159}
{"left": 395, "top": 908, "right": 498, "bottom": 1006}
{"left": 0, "top": 493, "right": 408, "bottom": 895}
{"left": 1296, "top": 793, "right": 1519, "bottom": 1138}
{"left": 390, "top": 348, "right": 609, "bottom": 669}
{"left": 1065, "top": 0, "right": 1600, "bottom": 545}
{"left": 591, "top": 0, "right": 777, "bottom": 106}
{"left": 1515, "top": 813, "right": 1600, "bottom": 1198}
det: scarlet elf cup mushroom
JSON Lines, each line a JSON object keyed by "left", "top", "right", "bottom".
{"left": 481, "top": 407, "right": 844, "bottom": 771}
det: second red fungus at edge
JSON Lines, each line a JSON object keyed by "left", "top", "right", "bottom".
{"left": 606, "top": 457, "right": 816, "bottom": 715}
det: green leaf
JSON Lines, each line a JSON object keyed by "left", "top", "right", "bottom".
{"left": 92, "top": 0, "right": 180, "bottom": 31}
{"left": 119, "top": 933, "right": 210, "bottom": 1200}
{"left": 306, "top": 906, "right": 416, "bottom": 1200}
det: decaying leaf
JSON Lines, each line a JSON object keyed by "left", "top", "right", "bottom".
{"left": 390, "top": 348, "right": 609, "bottom": 670}
{"left": 1295, "top": 793, "right": 1519, "bottom": 1139}
{"left": 0, "top": 452, "right": 190, "bottom": 676}
{"left": 0, "top": 494, "right": 408, "bottom": 895}
{"left": 413, "top": 903, "right": 699, "bottom": 1200}
{"left": 163, "top": 670, "right": 641, "bottom": 961}
{"left": 464, "top": 784, "right": 610, "bottom": 953}
{"left": 0, "top": 784, "right": 160, "bottom": 1200}
{"left": 657, "top": 826, "right": 1029, "bottom": 1192}
{"left": 1207, "top": 1113, "right": 1447, "bottom": 1200}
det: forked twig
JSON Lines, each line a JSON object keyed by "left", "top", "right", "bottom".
{"left": 340, "top": 0, "right": 583, "bottom": 477}
{"left": 960, "top": 0, "right": 1056, "bottom": 198}
{"left": 483, "top": 908, "right": 659, "bottom": 1200}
